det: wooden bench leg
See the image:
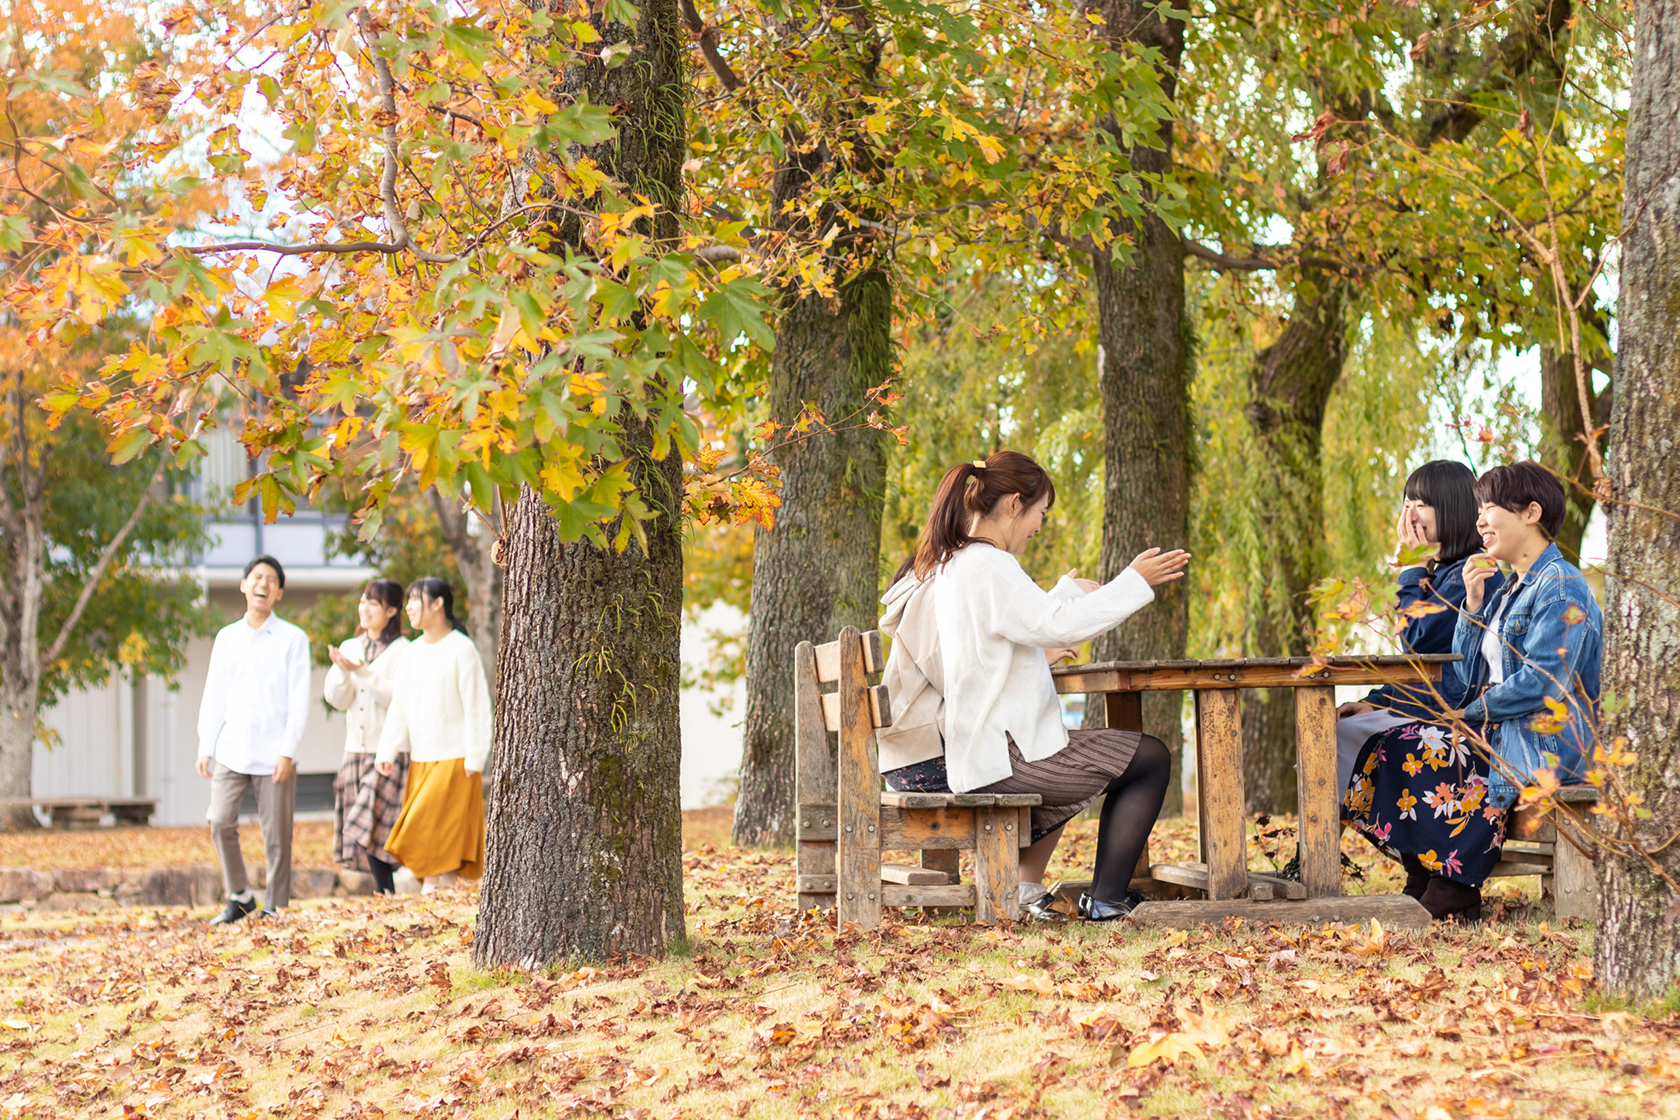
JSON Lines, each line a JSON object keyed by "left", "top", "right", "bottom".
{"left": 974, "top": 806, "right": 1019, "bottom": 922}
{"left": 837, "top": 628, "right": 882, "bottom": 930}
{"left": 1294, "top": 686, "right": 1341, "bottom": 897}
{"left": 794, "top": 641, "right": 838, "bottom": 911}
{"left": 1195, "top": 689, "right": 1248, "bottom": 900}
{"left": 1554, "top": 834, "right": 1597, "bottom": 923}
{"left": 921, "top": 849, "right": 961, "bottom": 917}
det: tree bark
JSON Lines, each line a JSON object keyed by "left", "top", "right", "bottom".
{"left": 1594, "top": 0, "right": 1680, "bottom": 1003}
{"left": 474, "top": 0, "right": 688, "bottom": 964}
{"left": 733, "top": 3, "right": 891, "bottom": 848}
{"left": 1240, "top": 277, "right": 1350, "bottom": 815}
{"left": 1538, "top": 322, "right": 1611, "bottom": 564}
{"left": 1084, "top": 0, "right": 1191, "bottom": 817}
{"left": 734, "top": 273, "right": 891, "bottom": 847}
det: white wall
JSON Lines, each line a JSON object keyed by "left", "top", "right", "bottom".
{"left": 679, "top": 602, "right": 746, "bottom": 810}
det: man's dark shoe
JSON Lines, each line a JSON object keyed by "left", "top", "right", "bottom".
{"left": 209, "top": 896, "right": 257, "bottom": 926}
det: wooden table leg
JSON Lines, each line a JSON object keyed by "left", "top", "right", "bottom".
{"left": 1294, "top": 686, "right": 1341, "bottom": 898}
{"left": 1105, "top": 691, "right": 1143, "bottom": 732}
{"left": 1194, "top": 689, "right": 1247, "bottom": 900}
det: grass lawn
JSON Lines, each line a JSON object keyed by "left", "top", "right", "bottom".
{"left": 0, "top": 811, "right": 1675, "bottom": 1119}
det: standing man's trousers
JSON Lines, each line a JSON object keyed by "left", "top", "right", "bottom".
{"left": 206, "top": 762, "right": 295, "bottom": 909}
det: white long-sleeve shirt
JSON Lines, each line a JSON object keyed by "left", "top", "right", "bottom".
{"left": 376, "top": 630, "right": 493, "bottom": 773}
{"left": 933, "top": 543, "right": 1154, "bottom": 791}
{"left": 196, "top": 612, "right": 312, "bottom": 776}
{"left": 323, "top": 635, "right": 410, "bottom": 754}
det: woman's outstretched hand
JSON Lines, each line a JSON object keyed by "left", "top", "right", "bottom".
{"left": 1063, "top": 568, "right": 1101, "bottom": 594}
{"left": 1128, "top": 547, "right": 1191, "bottom": 586}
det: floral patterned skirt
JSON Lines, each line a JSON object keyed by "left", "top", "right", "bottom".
{"left": 1341, "top": 720, "right": 1507, "bottom": 887}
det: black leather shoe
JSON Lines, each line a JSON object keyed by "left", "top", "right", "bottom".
{"left": 1023, "top": 890, "right": 1066, "bottom": 922}
{"left": 209, "top": 896, "right": 257, "bottom": 926}
{"left": 1077, "top": 892, "right": 1141, "bottom": 922}
{"left": 1419, "top": 875, "right": 1481, "bottom": 923}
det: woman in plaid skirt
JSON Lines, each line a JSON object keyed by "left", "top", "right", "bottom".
{"left": 325, "top": 579, "right": 411, "bottom": 894}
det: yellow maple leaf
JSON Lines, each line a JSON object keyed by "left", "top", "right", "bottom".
{"left": 1127, "top": 1032, "right": 1202, "bottom": 1067}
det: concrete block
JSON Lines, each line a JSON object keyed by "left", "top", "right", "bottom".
{"left": 140, "top": 865, "right": 226, "bottom": 907}
{"left": 0, "top": 869, "right": 54, "bottom": 902}
{"left": 37, "top": 891, "right": 117, "bottom": 912}
{"left": 53, "top": 868, "right": 118, "bottom": 893}
{"left": 291, "top": 867, "right": 338, "bottom": 899}
{"left": 338, "top": 871, "right": 376, "bottom": 896}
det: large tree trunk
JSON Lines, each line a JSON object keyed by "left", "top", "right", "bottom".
{"left": 1594, "top": 0, "right": 1680, "bottom": 1003}
{"left": 1239, "top": 278, "right": 1349, "bottom": 815}
{"left": 734, "top": 273, "right": 890, "bottom": 847}
{"left": 0, "top": 686, "right": 40, "bottom": 831}
{"left": 474, "top": 0, "right": 688, "bottom": 964}
{"left": 1538, "top": 323, "right": 1611, "bottom": 564}
{"left": 1084, "top": 0, "right": 1191, "bottom": 818}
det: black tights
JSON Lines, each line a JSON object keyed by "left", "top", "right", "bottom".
{"left": 367, "top": 855, "right": 397, "bottom": 895}
{"left": 1091, "top": 734, "right": 1172, "bottom": 903}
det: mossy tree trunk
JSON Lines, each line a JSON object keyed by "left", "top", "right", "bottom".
{"left": 474, "top": 0, "right": 688, "bottom": 965}
{"left": 1083, "top": 0, "right": 1191, "bottom": 818}
{"left": 733, "top": 1, "right": 891, "bottom": 848}
{"left": 1537, "top": 303, "right": 1611, "bottom": 564}
{"left": 1595, "top": 0, "right": 1680, "bottom": 1003}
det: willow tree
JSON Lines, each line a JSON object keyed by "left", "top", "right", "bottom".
{"left": 688, "top": 0, "right": 1174, "bottom": 844}
{"left": 25, "top": 0, "right": 768, "bottom": 961}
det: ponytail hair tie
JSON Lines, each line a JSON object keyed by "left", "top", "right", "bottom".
{"left": 971, "top": 459, "right": 987, "bottom": 470}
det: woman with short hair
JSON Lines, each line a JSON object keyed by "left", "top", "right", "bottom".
{"left": 377, "top": 578, "right": 493, "bottom": 894}
{"left": 903, "top": 451, "right": 1189, "bottom": 921}
{"left": 326, "top": 578, "right": 411, "bottom": 895}
{"left": 1344, "top": 462, "right": 1602, "bottom": 922}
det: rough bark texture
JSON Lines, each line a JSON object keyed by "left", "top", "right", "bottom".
{"left": 1240, "top": 277, "right": 1350, "bottom": 815}
{"left": 734, "top": 275, "right": 890, "bottom": 847}
{"left": 427, "top": 490, "right": 502, "bottom": 686}
{"left": 733, "top": 5, "right": 891, "bottom": 848}
{"left": 1237, "top": 0, "right": 1572, "bottom": 813}
{"left": 1083, "top": 0, "right": 1191, "bottom": 817}
{"left": 1538, "top": 326, "right": 1611, "bottom": 564}
{"left": 473, "top": 0, "right": 688, "bottom": 964}
{"left": 1595, "top": 0, "right": 1680, "bottom": 1003}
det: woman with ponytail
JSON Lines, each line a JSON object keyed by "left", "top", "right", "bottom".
{"left": 898, "top": 451, "right": 1189, "bottom": 921}
{"left": 377, "top": 577, "right": 492, "bottom": 893}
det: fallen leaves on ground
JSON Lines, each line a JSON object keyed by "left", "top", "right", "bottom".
{"left": 0, "top": 811, "right": 1671, "bottom": 1120}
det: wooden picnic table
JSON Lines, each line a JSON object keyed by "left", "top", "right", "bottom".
{"left": 1051, "top": 654, "right": 1458, "bottom": 919}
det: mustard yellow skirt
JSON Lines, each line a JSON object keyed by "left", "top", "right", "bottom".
{"left": 385, "top": 759, "right": 485, "bottom": 880}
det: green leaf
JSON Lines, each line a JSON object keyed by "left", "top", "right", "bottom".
{"left": 107, "top": 427, "right": 154, "bottom": 465}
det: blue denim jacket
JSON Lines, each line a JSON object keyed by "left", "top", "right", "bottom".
{"left": 1365, "top": 556, "right": 1503, "bottom": 719}
{"left": 1453, "top": 542, "right": 1602, "bottom": 809}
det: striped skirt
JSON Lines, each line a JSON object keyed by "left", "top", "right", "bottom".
{"left": 884, "top": 729, "right": 1142, "bottom": 843}
{"left": 334, "top": 751, "right": 407, "bottom": 871}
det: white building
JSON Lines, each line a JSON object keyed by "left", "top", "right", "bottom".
{"left": 36, "top": 431, "right": 747, "bottom": 825}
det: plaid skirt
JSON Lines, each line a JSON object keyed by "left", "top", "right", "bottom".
{"left": 335, "top": 751, "right": 407, "bottom": 871}
{"left": 884, "top": 729, "right": 1141, "bottom": 843}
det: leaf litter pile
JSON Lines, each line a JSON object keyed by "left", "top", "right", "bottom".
{"left": 2, "top": 813, "right": 1677, "bottom": 1120}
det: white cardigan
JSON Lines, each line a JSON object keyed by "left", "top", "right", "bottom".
{"left": 323, "top": 635, "right": 409, "bottom": 754}
{"left": 376, "top": 630, "right": 493, "bottom": 773}
{"left": 934, "top": 543, "right": 1154, "bottom": 791}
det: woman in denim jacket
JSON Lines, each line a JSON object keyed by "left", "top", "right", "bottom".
{"left": 1344, "top": 462, "right": 1601, "bottom": 922}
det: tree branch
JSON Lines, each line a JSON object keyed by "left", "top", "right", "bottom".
{"left": 38, "top": 454, "right": 166, "bottom": 671}
{"left": 679, "top": 0, "right": 743, "bottom": 90}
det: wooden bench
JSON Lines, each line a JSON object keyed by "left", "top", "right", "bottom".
{"left": 794, "top": 627, "right": 1040, "bottom": 927}
{"left": 1494, "top": 785, "right": 1600, "bottom": 921}
{"left": 0, "top": 797, "right": 157, "bottom": 829}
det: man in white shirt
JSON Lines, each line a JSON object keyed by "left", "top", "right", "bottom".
{"left": 197, "top": 555, "right": 311, "bottom": 924}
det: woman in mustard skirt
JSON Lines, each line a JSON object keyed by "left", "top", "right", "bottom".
{"left": 376, "top": 577, "right": 492, "bottom": 893}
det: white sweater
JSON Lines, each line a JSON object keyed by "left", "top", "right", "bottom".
{"left": 376, "top": 630, "right": 493, "bottom": 773}
{"left": 933, "top": 543, "right": 1155, "bottom": 791}
{"left": 323, "top": 635, "right": 409, "bottom": 754}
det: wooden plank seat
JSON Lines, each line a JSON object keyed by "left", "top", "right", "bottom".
{"left": 1487, "top": 785, "right": 1600, "bottom": 921}
{"left": 794, "top": 627, "right": 1040, "bottom": 926}
{"left": 0, "top": 797, "right": 157, "bottom": 829}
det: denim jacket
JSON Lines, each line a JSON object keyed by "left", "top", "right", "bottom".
{"left": 1365, "top": 556, "right": 1502, "bottom": 720}
{"left": 1453, "top": 542, "right": 1602, "bottom": 809}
